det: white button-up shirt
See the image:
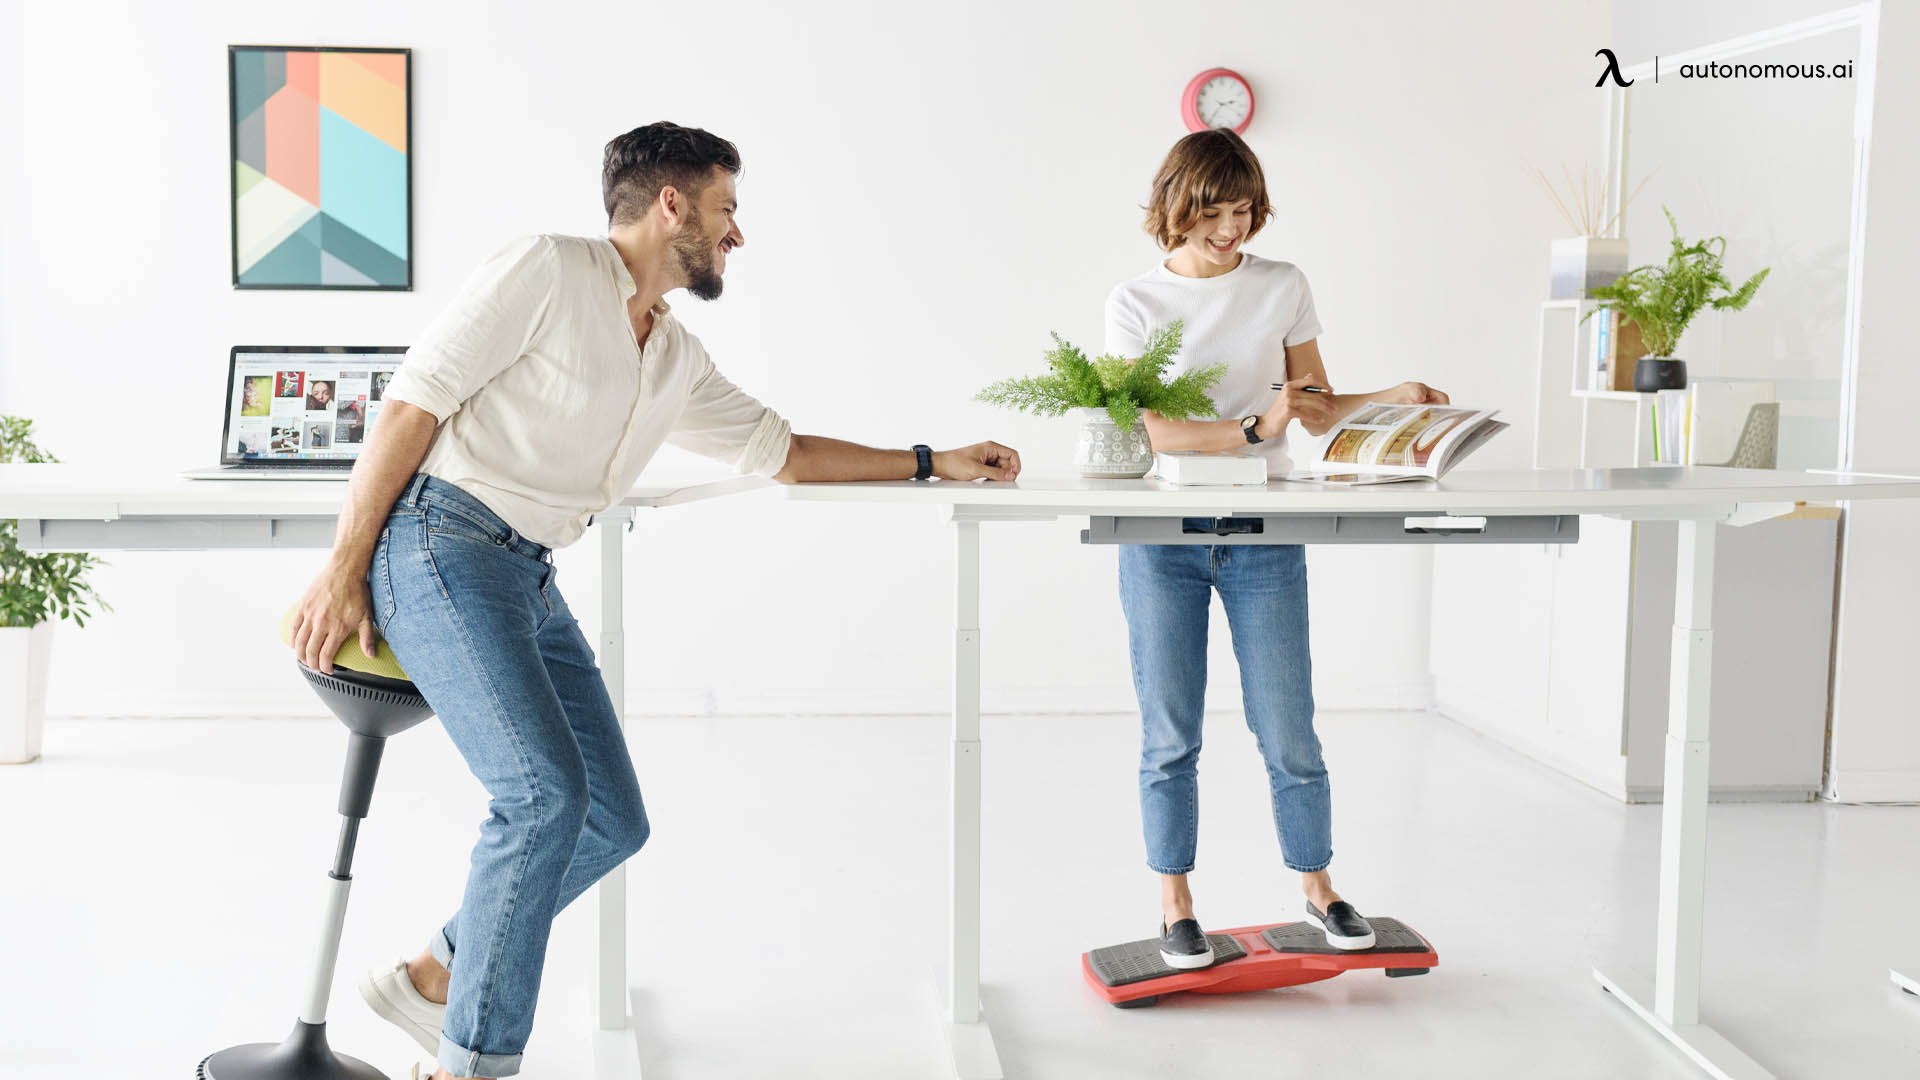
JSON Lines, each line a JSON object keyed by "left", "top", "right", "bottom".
{"left": 383, "top": 234, "right": 791, "bottom": 548}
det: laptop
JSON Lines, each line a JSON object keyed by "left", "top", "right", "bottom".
{"left": 183, "top": 346, "right": 407, "bottom": 479}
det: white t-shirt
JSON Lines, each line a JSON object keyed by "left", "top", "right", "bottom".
{"left": 1103, "top": 253, "right": 1322, "bottom": 477}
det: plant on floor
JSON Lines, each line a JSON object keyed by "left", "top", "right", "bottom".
{"left": 1582, "top": 206, "right": 1770, "bottom": 358}
{"left": 0, "top": 416, "right": 108, "bottom": 628}
{"left": 975, "top": 321, "right": 1226, "bottom": 432}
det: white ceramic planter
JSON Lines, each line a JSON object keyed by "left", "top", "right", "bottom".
{"left": 0, "top": 621, "right": 54, "bottom": 764}
{"left": 1549, "top": 235, "right": 1630, "bottom": 299}
{"left": 1073, "top": 407, "right": 1154, "bottom": 479}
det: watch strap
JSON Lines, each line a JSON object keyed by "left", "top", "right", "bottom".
{"left": 912, "top": 444, "right": 933, "bottom": 481}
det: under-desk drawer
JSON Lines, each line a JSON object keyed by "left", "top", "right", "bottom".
{"left": 1080, "top": 513, "right": 1579, "bottom": 545}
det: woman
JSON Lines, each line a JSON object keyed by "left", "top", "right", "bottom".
{"left": 1103, "top": 128, "right": 1447, "bottom": 968}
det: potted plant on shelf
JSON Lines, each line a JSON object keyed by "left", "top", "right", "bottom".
{"left": 976, "top": 321, "right": 1225, "bottom": 478}
{"left": 2, "top": 416, "right": 108, "bottom": 764}
{"left": 1585, "top": 206, "right": 1771, "bottom": 392}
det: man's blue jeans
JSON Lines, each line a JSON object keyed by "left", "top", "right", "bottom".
{"left": 370, "top": 474, "right": 650, "bottom": 1079}
{"left": 1118, "top": 540, "right": 1331, "bottom": 876}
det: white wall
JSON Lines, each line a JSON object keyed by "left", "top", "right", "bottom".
{"left": 0, "top": 0, "right": 1604, "bottom": 719}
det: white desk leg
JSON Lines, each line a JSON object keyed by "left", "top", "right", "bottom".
{"left": 939, "top": 519, "right": 1002, "bottom": 1079}
{"left": 1594, "top": 519, "right": 1770, "bottom": 1079}
{"left": 593, "top": 507, "right": 643, "bottom": 1080}
{"left": 1894, "top": 970, "right": 1920, "bottom": 997}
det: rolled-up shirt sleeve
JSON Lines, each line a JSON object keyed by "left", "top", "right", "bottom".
{"left": 666, "top": 346, "right": 793, "bottom": 477}
{"left": 384, "top": 235, "right": 558, "bottom": 422}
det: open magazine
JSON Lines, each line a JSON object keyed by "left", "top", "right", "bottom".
{"left": 1288, "top": 402, "right": 1508, "bottom": 485}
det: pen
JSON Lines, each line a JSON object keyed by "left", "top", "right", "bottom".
{"left": 1270, "top": 383, "right": 1331, "bottom": 393}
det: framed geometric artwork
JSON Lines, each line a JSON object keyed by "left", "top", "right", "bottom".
{"left": 229, "top": 45, "right": 412, "bottom": 290}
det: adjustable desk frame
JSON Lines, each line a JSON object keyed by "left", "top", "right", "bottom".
{"left": 9, "top": 465, "right": 1920, "bottom": 1080}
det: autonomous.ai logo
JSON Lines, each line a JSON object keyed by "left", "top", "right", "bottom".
{"left": 1595, "top": 48, "right": 1633, "bottom": 87}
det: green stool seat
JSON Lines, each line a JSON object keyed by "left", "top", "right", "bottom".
{"left": 275, "top": 606, "right": 430, "bottom": 740}
{"left": 276, "top": 606, "right": 412, "bottom": 681}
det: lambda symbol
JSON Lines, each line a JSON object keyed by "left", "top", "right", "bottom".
{"left": 1595, "top": 48, "right": 1634, "bottom": 87}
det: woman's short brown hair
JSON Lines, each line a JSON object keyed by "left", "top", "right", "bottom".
{"left": 1142, "top": 128, "right": 1274, "bottom": 252}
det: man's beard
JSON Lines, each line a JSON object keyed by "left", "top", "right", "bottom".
{"left": 671, "top": 213, "right": 725, "bottom": 301}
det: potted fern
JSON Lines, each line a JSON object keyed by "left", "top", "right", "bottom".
{"left": 977, "top": 321, "right": 1225, "bottom": 478}
{"left": 1586, "top": 206, "right": 1770, "bottom": 392}
{"left": 2, "top": 417, "right": 109, "bottom": 763}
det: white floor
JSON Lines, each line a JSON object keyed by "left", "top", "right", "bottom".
{"left": 3, "top": 709, "right": 1918, "bottom": 1080}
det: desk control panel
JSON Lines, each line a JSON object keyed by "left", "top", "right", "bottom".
{"left": 1081, "top": 513, "right": 1579, "bottom": 546}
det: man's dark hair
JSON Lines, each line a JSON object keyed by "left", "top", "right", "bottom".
{"left": 602, "top": 122, "right": 741, "bottom": 227}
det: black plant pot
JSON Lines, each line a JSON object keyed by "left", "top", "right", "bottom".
{"left": 1633, "top": 356, "right": 1688, "bottom": 392}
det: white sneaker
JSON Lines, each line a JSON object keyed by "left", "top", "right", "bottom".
{"left": 358, "top": 957, "right": 445, "bottom": 1056}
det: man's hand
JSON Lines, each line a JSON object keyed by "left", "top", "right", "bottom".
{"left": 1389, "top": 381, "right": 1450, "bottom": 405}
{"left": 933, "top": 441, "right": 1021, "bottom": 482}
{"left": 290, "top": 562, "right": 379, "bottom": 675}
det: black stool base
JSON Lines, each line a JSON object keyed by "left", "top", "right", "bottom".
{"left": 198, "top": 1021, "right": 387, "bottom": 1080}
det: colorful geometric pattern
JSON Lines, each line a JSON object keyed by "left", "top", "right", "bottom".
{"left": 230, "top": 46, "right": 411, "bottom": 289}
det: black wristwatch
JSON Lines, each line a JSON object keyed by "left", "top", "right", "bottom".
{"left": 912, "top": 444, "right": 934, "bottom": 481}
{"left": 1241, "top": 416, "right": 1263, "bottom": 444}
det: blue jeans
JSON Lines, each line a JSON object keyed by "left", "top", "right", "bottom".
{"left": 369, "top": 474, "right": 650, "bottom": 1079}
{"left": 1118, "top": 540, "right": 1330, "bottom": 876}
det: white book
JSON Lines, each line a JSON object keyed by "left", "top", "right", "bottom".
{"left": 1151, "top": 450, "right": 1269, "bottom": 487}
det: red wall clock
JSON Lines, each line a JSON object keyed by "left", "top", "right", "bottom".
{"left": 1181, "top": 68, "right": 1254, "bottom": 134}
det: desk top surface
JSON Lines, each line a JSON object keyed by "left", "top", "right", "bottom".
{"left": 2, "top": 463, "right": 1918, "bottom": 519}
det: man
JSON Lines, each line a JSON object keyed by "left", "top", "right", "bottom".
{"left": 289, "top": 121, "right": 1019, "bottom": 1080}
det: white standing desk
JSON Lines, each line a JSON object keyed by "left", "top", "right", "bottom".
{"left": 9, "top": 464, "right": 1920, "bottom": 1080}
{"left": 760, "top": 467, "right": 1920, "bottom": 1080}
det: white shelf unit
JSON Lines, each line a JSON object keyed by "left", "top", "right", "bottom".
{"left": 1436, "top": 302, "right": 1840, "bottom": 802}
{"left": 1532, "top": 300, "right": 1662, "bottom": 469}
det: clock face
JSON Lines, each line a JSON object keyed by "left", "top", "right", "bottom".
{"left": 1196, "top": 76, "right": 1251, "bottom": 130}
{"left": 1181, "top": 68, "right": 1255, "bottom": 134}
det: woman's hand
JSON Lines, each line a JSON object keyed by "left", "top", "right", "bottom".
{"left": 1388, "top": 381, "right": 1450, "bottom": 405}
{"left": 1256, "top": 375, "right": 1338, "bottom": 439}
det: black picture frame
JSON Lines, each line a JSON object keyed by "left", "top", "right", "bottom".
{"left": 228, "top": 45, "right": 413, "bottom": 291}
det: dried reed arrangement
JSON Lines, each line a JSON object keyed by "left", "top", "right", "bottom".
{"left": 1533, "top": 163, "right": 1656, "bottom": 238}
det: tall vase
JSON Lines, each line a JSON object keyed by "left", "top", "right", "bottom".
{"left": 0, "top": 621, "right": 54, "bottom": 764}
{"left": 1073, "top": 407, "right": 1154, "bottom": 479}
{"left": 1550, "top": 236, "right": 1630, "bottom": 299}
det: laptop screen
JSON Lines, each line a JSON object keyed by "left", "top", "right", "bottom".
{"left": 222, "top": 346, "right": 408, "bottom": 465}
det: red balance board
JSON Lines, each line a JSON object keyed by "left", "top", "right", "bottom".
{"left": 1082, "top": 917, "right": 1437, "bottom": 1007}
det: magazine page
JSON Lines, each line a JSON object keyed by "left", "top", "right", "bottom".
{"left": 1301, "top": 404, "right": 1499, "bottom": 478}
{"left": 1432, "top": 419, "right": 1509, "bottom": 474}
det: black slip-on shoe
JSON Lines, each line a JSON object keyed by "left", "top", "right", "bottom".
{"left": 1304, "top": 900, "right": 1376, "bottom": 950}
{"left": 1158, "top": 918, "right": 1216, "bottom": 970}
